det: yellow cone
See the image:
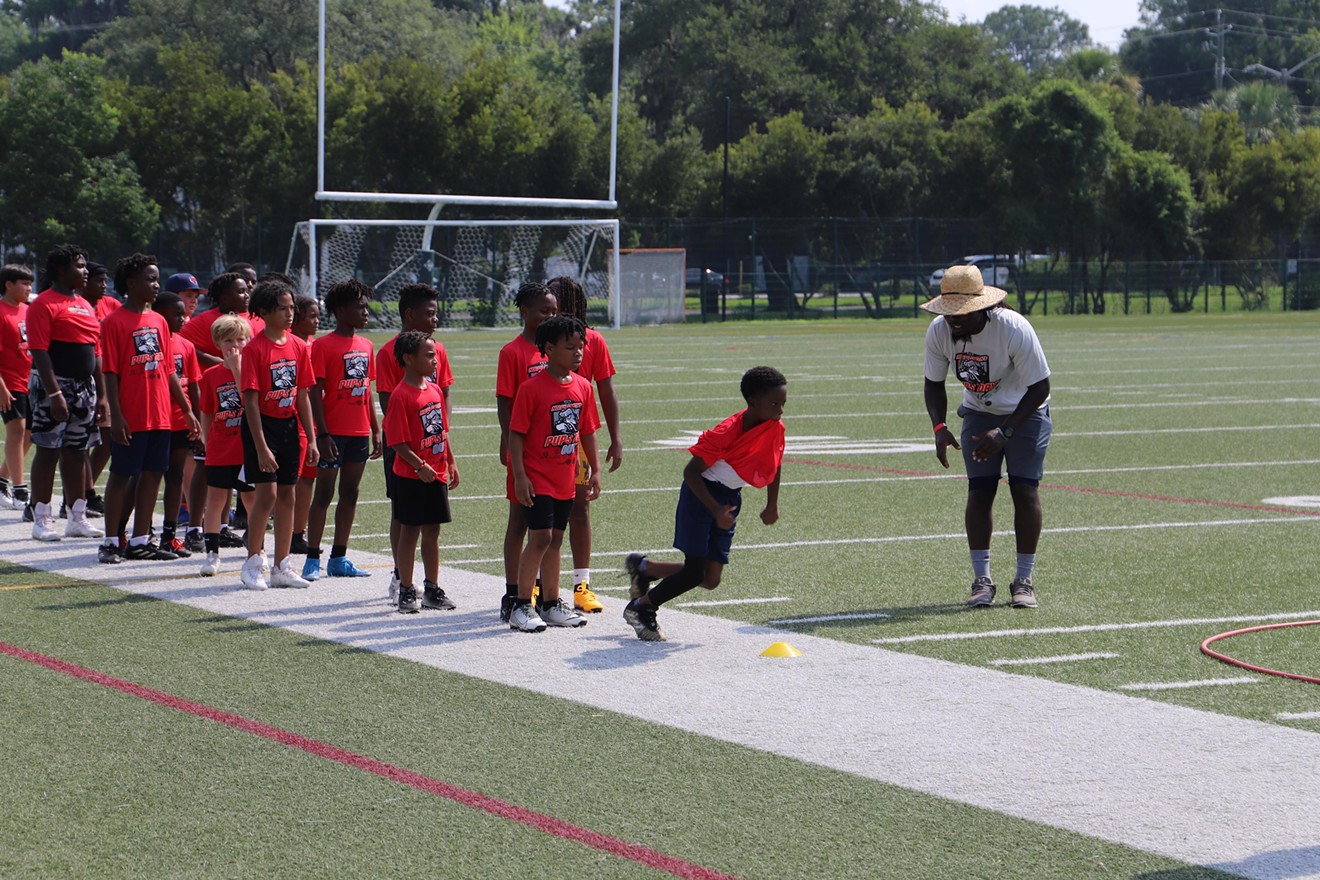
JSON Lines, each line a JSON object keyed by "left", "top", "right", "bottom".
{"left": 761, "top": 641, "right": 802, "bottom": 658}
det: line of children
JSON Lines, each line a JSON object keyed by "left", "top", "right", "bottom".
{"left": 0, "top": 264, "right": 34, "bottom": 513}
{"left": 197, "top": 315, "right": 257, "bottom": 576}
{"left": 382, "top": 331, "right": 459, "bottom": 613}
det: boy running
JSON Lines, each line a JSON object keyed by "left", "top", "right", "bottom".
{"left": 383, "top": 332, "right": 459, "bottom": 613}
{"left": 0, "top": 264, "right": 34, "bottom": 511}
{"left": 196, "top": 315, "right": 256, "bottom": 576}
{"left": 507, "top": 315, "right": 601, "bottom": 633}
{"left": 623, "top": 366, "right": 786, "bottom": 642}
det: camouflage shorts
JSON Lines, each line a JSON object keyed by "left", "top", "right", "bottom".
{"left": 28, "top": 372, "right": 100, "bottom": 450}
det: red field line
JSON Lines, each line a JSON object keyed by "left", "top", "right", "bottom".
{"left": 783, "top": 457, "right": 1320, "bottom": 517}
{"left": 1201, "top": 621, "right": 1320, "bottom": 685}
{"left": 0, "top": 640, "right": 740, "bottom": 880}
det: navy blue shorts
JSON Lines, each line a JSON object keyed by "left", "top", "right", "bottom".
{"left": 673, "top": 478, "right": 742, "bottom": 565}
{"left": 958, "top": 404, "right": 1052, "bottom": 486}
{"left": 109, "top": 429, "right": 172, "bottom": 476}
{"left": 318, "top": 434, "right": 370, "bottom": 469}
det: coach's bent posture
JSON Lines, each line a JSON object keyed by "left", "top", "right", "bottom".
{"left": 922, "top": 265, "right": 1052, "bottom": 609}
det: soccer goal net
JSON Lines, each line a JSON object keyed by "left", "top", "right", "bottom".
{"left": 614, "top": 248, "right": 686, "bottom": 325}
{"left": 286, "top": 218, "right": 619, "bottom": 329}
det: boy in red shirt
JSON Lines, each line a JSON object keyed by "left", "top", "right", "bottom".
{"left": 196, "top": 315, "right": 257, "bottom": 576}
{"left": 304, "top": 280, "right": 381, "bottom": 580}
{"left": 180, "top": 273, "right": 261, "bottom": 368}
{"left": 507, "top": 315, "right": 602, "bottom": 633}
{"left": 154, "top": 290, "right": 203, "bottom": 557}
{"left": 0, "top": 264, "right": 34, "bottom": 511}
{"left": 97, "top": 254, "right": 200, "bottom": 563}
{"left": 377, "top": 284, "right": 453, "bottom": 601}
{"left": 623, "top": 366, "right": 786, "bottom": 641}
{"left": 80, "top": 262, "right": 116, "bottom": 517}
{"left": 289, "top": 294, "right": 320, "bottom": 564}
{"left": 496, "top": 282, "right": 557, "bottom": 621}
{"left": 383, "top": 331, "right": 460, "bottom": 613}
{"left": 238, "top": 280, "right": 318, "bottom": 590}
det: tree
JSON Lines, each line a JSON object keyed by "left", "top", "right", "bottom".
{"left": 1193, "top": 82, "right": 1301, "bottom": 145}
{"left": 982, "top": 4, "right": 1091, "bottom": 74}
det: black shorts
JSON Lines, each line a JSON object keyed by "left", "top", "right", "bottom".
{"left": 2, "top": 391, "right": 29, "bottom": 424}
{"left": 109, "top": 429, "right": 171, "bottom": 477}
{"left": 170, "top": 429, "right": 194, "bottom": 456}
{"left": 318, "top": 434, "right": 370, "bottom": 469}
{"left": 241, "top": 413, "right": 302, "bottom": 486}
{"left": 391, "top": 476, "right": 452, "bottom": 527}
{"left": 206, "top": 463, "right": 255, "bottom": 493}
{"left": 383, "top": 444, "right": 397, "bottom": 499}
{"left": 523, "top": 495, "right": 574, "bottom": 532}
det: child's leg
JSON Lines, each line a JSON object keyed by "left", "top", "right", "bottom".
{"left": 641, "top": 555, "right": 711, "bottom": 608}
{"left": 504, "top": 501, "right": 528, "bottom": 586}
{"left": 188, "top": 456, "right": 209, "bottom": 534}
{"left": 130, "top": 469, "right": 165, "bottom": 539}
{"left": 101, "top": 471, "right": 131, "bottom": 543}
{"left": 160, "top": 443, "right": 190, "bottom": 543}
{"left": 329, "top": 461, "right": 367, "bottom": 549}
{"left": 245, "top": 484, "right": 277, "bottom": 558}
{"left": 89, "top": 430, "right": 110, "bottom": 486}
{"left": 58, "top": 447, "right": 86, "bottom": 508}
{"left": 540, "top": 529, "right": 566, "bottom": 602}
{"left": 568, "top": 487, "right": 591, "bottom": 574}
{"left": 396, "top": 523, "right": 420, "bottom": 588}
{"left": 204, "top": 485, "right": 230, "bottom": 534}
{"left": 306, "top": 469, "right": 336, "bottom": 553}
{"left": 420, "top": 523, "right": 441, "bottom": 584}
{"left": 3, "top": 418, "right": 25, "bottom": 486}
{"left": 293, "top": 474, "right": 314, "bottom": 538}
{"left": 518, "top": 528, "right": 554, "bottom": 601}
{"left": 272, "top": 484, "right": 296, "bottom": 566}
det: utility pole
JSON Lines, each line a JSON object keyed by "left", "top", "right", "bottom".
{"left": 1204, "top": 8, "right": 1231, "bottom": 92}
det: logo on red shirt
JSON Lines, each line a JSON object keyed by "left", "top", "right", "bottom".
{"left": 338, "top": 351, "right": 371, "bottom": 397}
{"left": 131, "top": 327, "right": 164, "bottom": 369}
{"left": 267, "top": 358, "right": 298, "bottom": 408}
{"left": 418, "top": 401, "right": 446, "bottom": 457}
{"left": 217, "top": 383, "right": 243, "bottom": 427}
{"left": 545, "top": 400, "right": 582, "bottom": 456}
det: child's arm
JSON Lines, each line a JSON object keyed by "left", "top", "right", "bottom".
{"left": 445, "top": 437, "right": 458, "bottom": 490}
{"left": 761, "top": 465, "right": 781, "bottom": 525}
{"left": 496, "top": 394, "right": 514, "bottom": 466}
{"left": 368, "top": 392, "right": 382, "bottom": 460}
{"left": 596, "top": 376, "right": 622, "bottom": 472}
{"left": 296, "top": 387, "right": 319, "bottom": 467}
{"left": 310, "top": 380, "right": 337, "bottom": 463}
{"left": 168, "top": 373, "right": 200, "bottom": 439}
{"left": 199, "top": 411, "right": 214, "bottom": 446}
{"left": 242, "top": 389, "right": 277, "bottom": 473}
{"left": 582, "top": 432, "right": 601, "bottom": 501}
{"left": 683, "top": 455, "right": 736, "bottom": 529}
{"left": 390, "top": 442, "right": 437, "bottom": 484}
{"left": 0, "top": 376, "right": 10, "bottom": 413}
{"left": 188, "top": 382, "right": 204, "bottom": 454}
{"left": 508, "top": 430, "right": 534, "bottom": 506}
{"left": 105, "top": 372, "right": 129, "bottom": 445}
{"left": 195, "top": 351, "right": 221, "bottom": 369}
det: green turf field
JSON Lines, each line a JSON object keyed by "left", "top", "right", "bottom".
{"left": 3, "top": 312, "right": 1318, "bottom": 878}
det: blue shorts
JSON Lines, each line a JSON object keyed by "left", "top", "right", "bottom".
{"left": 109, "top": 429, "right": 172, "bottom": 477}
{"left": 318, "top": 434, "right": 370, "bottom": 469}
{"left": 958, "top": 404, "right": 1052, "bottom": 486}
{"left": 673, "top": 478, "right": 742, "bottom": 565}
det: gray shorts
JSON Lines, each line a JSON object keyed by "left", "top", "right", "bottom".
{"left": 28, "top": 373, "right": 100, "bottom": 451}
{"left": 958, "top": 404, "right": 1051, "bottom": 485}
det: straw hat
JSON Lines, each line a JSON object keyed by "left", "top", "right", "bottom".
{"left": 919, "top": 265, "right": 1008, "bottom": 315}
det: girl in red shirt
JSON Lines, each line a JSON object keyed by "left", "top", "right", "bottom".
{"left": 0, "top": 263, "right": 34, "bottom": 511}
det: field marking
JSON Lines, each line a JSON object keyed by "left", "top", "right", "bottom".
{"left": 676, "top": 597, "right": 793, "bottom": 608}
{"left": 768, "top": 612, "right": 893, "bottom": 625}
{"left": 873, "top": 610, "right": 1320, "bottom": 645}
{"left": 988, "top": 652, "right": 1121, "bottom": 667}
{"left": 1121, "top": 677, "right": 1261, "bottom": 692}
{"left": 0, "top": 640, "right": 740, "bottom": 880}
{"left": 1277, "top": 711, "right": 1320, "bottom": 721}
{"left": 1262, "top": 496, "right": 1320, "bottom": 509}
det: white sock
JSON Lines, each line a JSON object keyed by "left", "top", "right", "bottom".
{"left": 970, "top": 549, "right": 991, "bottom": 579}
{"left": 1016, "top": 553, "right": 1036, "bottom": 581}
{"left": 573, "top": 567, "right": 590, "bottom": 586}
{"left": 129, "top": 535, "right": 150, "bottom": 547}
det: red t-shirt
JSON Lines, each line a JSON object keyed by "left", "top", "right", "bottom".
{"left": 578, "top": 327, "right": 617, "bottom": 384}
{"left": 689, "top": 410, "right": 786, "bottom": 489}
{"left": 376, "top": 334, "right": 454, "bottom": 395}
{"left": 384, "top": 380, "right": 450, "bottom": 483}
{"left": 509, "top": 370, "right": 599, "bottom": 501}
{"left": 312, "top": 332, "right": 375, "bottom": 437}
{"left": 495, "top": 334, "right": 548, "bottom": 400}
{"left": 180, "top": 309, "right": 266, "bottom": 360}
{"left": 25, "top": 289, "right": 100, "bottom": 351}
{"left": 241, "top": 332, "right": 314, "bottom": 420}
{"left": 94, "top": 296, "right": 121, "bottom": 322}
{"left": 101, "top": 308, "right": 174, "bottom": 432}
{"left": 0, "top": 300, "right": 31, "bottom": 393}
{"left": 199, "top": 364, "right": 245, "bottom": 466}
{"left": 169, "top": 334, "right": 202, "bottom": 432}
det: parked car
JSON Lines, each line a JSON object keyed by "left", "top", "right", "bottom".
{"left": 685, "top": 268, "right": 727, "bottom": 291}
{"left": 928, "top": 255, "right": 1017, "bottom": 293}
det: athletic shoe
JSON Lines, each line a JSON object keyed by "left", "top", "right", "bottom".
{"left": 176, "top": 504, "right": 189, "bottom": 527}
{"left": 0, "top": 480, "right": 10, "bottom": 509}
{"left": 397, "top": 584, "right": 420, "bottom": 614}
{"left": 422, "top": 580, "right": 456, "bottom": 610}
{"left": 966, "top": 576, "right": 996, "bottom": 608}
{"left": 625, "top": 553, "right": 651, "bottom": 600}
{"left": 541, "top": 598, "right": 587, "bottom": 628}
{"left": 230, "top": 510, "right": 248, "bottom": 531}
{"left": 185, "top": 529, "right": 205, "bottom": 554}
{"left": 289, "top": 532, "right": 310, "bottom": 555}
{"left": 200, "top": 551, "right": 221, "bottom": 577}
{"left": 65, "top": 508, "right": 105, "bottom": 538}
{"left": 499, "top": 594, "right": 515, "bottom": 623}
{"left": 388, "top": 570, "right": 400, "bottom": 605}
{"left": 1009, "top": 577, "right": 1038, "bottom": 609}
{"left": 23, "top": 502, "right": 34, "bottom": 522}
{"left": 302, "top": 557, "right": 321, "bottom": 582}
{"left": 125, "top": 541, "right": 178, "bottom": 560}
{"left": 240, "top": 554, "right": 269, "bottom": 590}
{"left": 97, "top": 542, "right": 122, "bottom": 565}
{"left": 167, "top": 537, "right": 191, "bottom": 558}
{"left": 86, "top": 493, "right": 105, "bottom": 516}
{"left": 270, "top": 558, "right": 312, "bottom": 589}
{"left": 623, "top": 599, "right": 666, "bottom": 642}
{"left": 32, "top": 512, "right": 60, "bottom": 542}
{"left": 327, "top": 556, "right": 371, "bottom": 578}
{"left": 12, "top": 485, "right": 29, "bottom": 510}
{"left": 58, "top": 501, "right": 66, "bottom": 519}
{"left": 573, "top": 582, "right": 604, "bottom": 613}
{"left": 218, "top": 526, "right": 246, "bottom": 548}
{"left": 509, "top": 602, "right": 546, "bottom": 633}
{"left": 531, "top": 583, "right": 540, "bottom": 610}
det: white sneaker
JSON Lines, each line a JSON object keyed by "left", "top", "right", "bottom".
{"left": 64, "top": 500, "right": 105, "bottom": 538}
{"left": 240, "top": 553, "right": 270, "bottom": 591}
{"left": 388, "top": 569, "right": 400, "bottom": 605}
{"left": 200, "top": 551, "right": 221, "bottom": 577}
{"left": 509, "top": 602, "right": 546, "bottom": 633}
{"left": 32, "top": 504, "right": 60, "bottom": 542}
{"left": 540, "top": 598, "right": 587, "bottom": 628}
{"left": 269, "top": 558, "right": 311, "bottom": 589}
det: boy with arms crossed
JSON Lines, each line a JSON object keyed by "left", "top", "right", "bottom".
{"left": 624, "top": 367, "right": 786, "bottom": 642}
{"left": 383, "top": 332, "right": 459, "bottom": 613}
{"left": 0, "top": 264, "right": 34, "bottom": 511}
{"left": 507, "top": 315, "right": 601, "bottom": 633}
{"left": 196, "top": 316, "right": 256, "bottom": 576}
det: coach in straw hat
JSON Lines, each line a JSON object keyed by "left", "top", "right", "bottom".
{"left": 921, "top": 264, "right": 1052, "bottom": 609}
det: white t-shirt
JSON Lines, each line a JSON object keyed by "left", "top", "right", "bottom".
{"left": 924, "top": 308, "right": 1051, "bottom": 415}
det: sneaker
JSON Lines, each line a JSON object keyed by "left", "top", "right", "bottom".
{"left": 388, "top": 570, "right": 400, "bottom": 605}
{"left": 397, "top": 584, "right": 420, "bottom": 614}
{"left": 270, "top": 558, "right": 312, "bottom": 589}
{"left": 422, "top": 580, "right": 456, "bottom": 610}
{"left": 124, "top": 541, "right": 178, "bottom": 560}
{"left": 541, "top": 598, "right": 587, "bottom": 628}
{"left": 185, "top": 530, "right": 205, "bottom": 553}
{"left": 200, "top": 550, "right": 221, "bottom": 577}
{"left": 0, "top": 480, "right": 11, "bottom": 508}
{"left": 167, "top": 537, "right": 191, "bottom": 558}
{"left": 302, "top": 557, "right": 321, "bottom": 582}
{"left": 1009, "top": 577, "right": 1038, "bottom": 609}
{"left": 499, "top": 594, "right": 515, "bottom": 623}
{"left": 176, "top": 504, "right": 189, "bottom": 527}
{"left": 85, "top": 493, "right": 105, "bottom": 516}
{"left": 97, "top": 542, "right": 122, "bottom": 565}
{"left": 966, "top": 576, "right": 996, "bottom": 608}
{"left": 218, "top": 526, "right": 246, "bottom": 548}
{"left": 65, "top": 509, "right": 105, "bottom": 539}
{"left": 58, "top": 501, "right": 66, "bottom": 519}
{"left": 327, "top": 556, "right": 371, "bottom": 578}
{"left": 23, "top": 502, "right": 34, "bottom": 523}
{"left": 573, "top": 582, "right": 604, "bottom": 613}
{"left": 32, "top": 509, "right": 60, "bottom": 542}
{"left": 230, "top": 510, "right": 248, "bottom": 531}
{"left": 625, "top": 553, "right": 651, "bottom": 600}
{"left": 509, "top": 601, "right": 546, "bottom": 632}
{"left": 289, "top": 532, "right": 310, "bottom": 555}
{"left": 531, "top": 583, "right": 540, "bottom": 610}
{"left": 623, "top": 599, "right": 666, "bottom": 642}
{"left": 240, "top": 553, "right": 270, "bottom": 591}
{"left": 12, "top": 485, "right": 30, "bottom": 509}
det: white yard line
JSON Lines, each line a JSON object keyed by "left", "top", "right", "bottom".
{"left": 1121, "top": 677, "right": 1261, "bottom": 691}
{"left": 1277, "top": 712, "right": 1320, "bottom": 721}
{"left": 988, "top": 652, "right": 1121, "bottom": 667}
{"left": 874, "top": 610, "right": 1320, "bottom": 645}
{"left": 768, "top": 612, "right": 893, "bottom": 625}
{"left": 676, "top": 597, "right": 793, "bottom": 608}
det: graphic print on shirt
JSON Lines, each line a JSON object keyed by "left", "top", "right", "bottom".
{"left": 546, "top": 399, "right": 582, "bottom": 457}
{"left": 18, "top": 321, "right": 26, "bottom": 348}
{"left": 268, "top": 358, "right": 298, "bottom": 409}
{"left": 418, "top": 400, "right": 446, "bottom": 458}
{"left": 217, "top": 383, "right": 243, "bottom": 428}
{"left": 954, "top": 352, "right": 999, "bottom": 395}
{"left": 173, "top": 353, "right": 185, "bottom": 378}
{"left": 131, "top": 326, "right": 164, "bottom": 370}
{"left": 527, "top": 358, "right": 548, "bottom": 379}
{"left": 339, "top": 350, "right": 371, "bottom": 397}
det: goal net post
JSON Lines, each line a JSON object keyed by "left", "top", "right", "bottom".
{"left": 614, "top": 248, "right": 686, "bottom": 325}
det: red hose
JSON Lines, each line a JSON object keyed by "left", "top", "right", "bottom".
{"left": 1200, "top": 620, "right": 1320, "bottom": 685}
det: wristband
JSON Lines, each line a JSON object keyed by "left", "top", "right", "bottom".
{"left": 49, "top": 390, "right": 64, "bottom": 398}
{"left": 932, "top": 422, "right": 946, "bottom": 434}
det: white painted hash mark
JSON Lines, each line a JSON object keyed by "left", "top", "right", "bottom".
{"left": 989, "top": 652, "right": 1121, "bottom": 667}
{"left": 872, "top": 610, "right": 1320, "bottom": 644}
{"left": 1120, "top": 677, "right": 1260, "bottom": 692}
{"left": 676, "top": 597, "right": 793, "bottom": 608}
{"left": 1276, "top": 711, "right": 1320, "bottom": 721}
{"left": 770, "top": 612, "right": 893, "bottom": 625}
